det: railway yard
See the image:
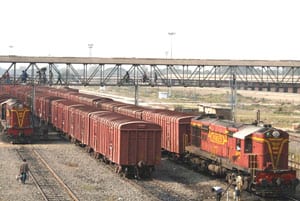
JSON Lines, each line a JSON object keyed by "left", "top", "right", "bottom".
{"left": 0, "top": 86, "right": 300, "bottom": 201}
{"left": 0, "top": 132, "right": 299, "bottom": 201}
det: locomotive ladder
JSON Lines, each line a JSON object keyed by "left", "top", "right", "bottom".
{"left": 249, "top": 154, "right": 258, "bottom": 179}
{"left": 16, "top": 146, "right": 79, "bottom": 201}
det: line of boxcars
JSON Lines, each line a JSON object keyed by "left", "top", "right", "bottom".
{"left": 1, "top": 85, "right": 161, "bottom": 178}
{"left": 0, "top": 84, "right": 298, "bottom": 197}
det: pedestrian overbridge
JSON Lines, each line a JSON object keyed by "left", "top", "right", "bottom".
{"left": 0, "top": 55, "right": 300, "bottom": 93}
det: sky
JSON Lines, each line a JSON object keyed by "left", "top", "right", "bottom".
{"left": 1, "top": 0, "right": 300, "bottom": 60}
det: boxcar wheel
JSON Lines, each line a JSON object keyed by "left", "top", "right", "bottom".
{"left": 124, "top": 167, "right": 129, "bottom": 178}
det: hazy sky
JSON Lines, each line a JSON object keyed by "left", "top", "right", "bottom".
{"left": 1, "top": 0, "right": 300, "bottom": 60}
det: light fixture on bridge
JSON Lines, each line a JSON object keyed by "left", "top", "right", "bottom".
{"left": 168, "top": 32, "right": 176, "bottom": 58}
{"left": 88, "top": 43, "right": 94, "bottom": 57}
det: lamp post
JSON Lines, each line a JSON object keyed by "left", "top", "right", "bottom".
{"left": 8, "top": 45, "right": 14, "bottom": 55}
{"left": 88, "top": 43, "right": 94, "bottom": 57}
{"left": 168, "top": 32, "right": 176, "bottom": 58}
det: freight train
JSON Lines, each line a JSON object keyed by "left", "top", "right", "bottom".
{"left": 0, "top": 85, "right": 161, "bottom": 178}
{"left": 0, "top": 84, "right": 298, "bottom": 197}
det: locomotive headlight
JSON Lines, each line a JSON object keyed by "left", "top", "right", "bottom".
{"left": 272, "top": 130, "right": 280, "bottom": 138}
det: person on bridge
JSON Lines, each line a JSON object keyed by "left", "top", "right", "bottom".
{"left": 21, "top": 70, "right": 28, "bottom": 83}
{"left": 56, "top": 72, "right": 62, "bottom": 84}
{"left": 49, "top": 70, "right": 53, "bottom": 85}
{"left": 37, "top": 70, "right": 41, "bottom": 84}
{"left": 142, "top": 72, "right": 148, "bottom": 83}
{"left": 123, "top": 71, "right": 130, "bottom": 83}
{"left": 19, "top": 159, "right": 29, "bottom": 184}
{"left": 41, "top": 70, "right": 47, "bottom": 84}
{"left": 154, "top": 72, "right": 158, "bottom": 83}
{"left": 4, "top": 71, "right": 10, "bottom": 84}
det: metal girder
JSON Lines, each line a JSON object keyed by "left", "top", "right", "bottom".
{"left": 0, "top": 56, "right": 299, "bottom": 92}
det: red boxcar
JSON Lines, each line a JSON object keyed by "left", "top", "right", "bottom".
{"left": 0, "top": 85, "right": 13, "bottom": 95}
{"left": 99, "top": 101, "right": 128, "bottom": 112}
{"left": 51, "top": 99, "right": 82, "bottom": 131}
{"left": 89, "top": 112, "right": 161, "bottom": 177}
{"left": 42, "top": 96, "right": 64, "bottom": 123}
{"left": 116, "top": 105, "right": 144, "bottom": 119}
{"left": 52, "top": 87, "right": 79, "bottom": 99}
{"left": 34, "top": 93, "right": 49, "bottom": 119}
{"left": 68, "top": 93, "right": 113, "bottom": 107}
{"left": 73, "top": 106, "right": 107, "bottom": 145}
{"left": 59, "top": 100, "right": 84, "bottom": 133}
{"left": 67, "top": 105, "right": 105, "bottom": 141}
{"left": 142, "top": 109, "right": 195, "bottom": 154}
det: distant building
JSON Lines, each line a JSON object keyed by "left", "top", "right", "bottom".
{"left": 158, "top": 91, "right": 168, "bottom": 99}
{"left": 198, "top": 104, "right": 232, "bottom": 120}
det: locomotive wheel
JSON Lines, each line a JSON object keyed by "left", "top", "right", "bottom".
{"left": 242, "top": 178, "right": 249, "bottom": 190}
{"left": 226, "top": 173, "right": 233, "bottom": 184}
{"left": 248, "top": 183, "right": 255, "bottom": 192}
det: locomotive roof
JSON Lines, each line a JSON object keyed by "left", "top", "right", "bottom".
{"left": 233, "top": 125, "right": 264, "bottom": 139}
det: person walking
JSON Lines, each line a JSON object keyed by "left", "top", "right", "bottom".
{"left": 21, "top": 70, "right": 28, "bottom": 83}
{"left": 49, "top": 70, "right": 53, "bottom": 85}
{"left": 142, "top": 72, "right": 148, "bottom": 83}
{"left": 56, "top": 72, "right": 62, "bottom": 84}
{"left": 42, "top": 70, "right": 46, "bottom": 84}
{"left": 19, "top": 159, "right": 29, "bottom": 184}
{"left": 123, "top": 71, "right": 130, "bottom": 83}
{"left": 154, "top": 72, "right": 158, "bottom": 83}
{"left": 5, "top": 71, "right": 10, "bottom": 84}
{"left": 233, "top": 185, "right": 241, "bottom": 201}
{"left": 37, "top": 70, "right": 41, "bottom": 84}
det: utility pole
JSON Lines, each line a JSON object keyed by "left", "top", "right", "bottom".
{"left": 231, "top": 72, "right": 237, "bottom": 122}
{"left": 168, "top": 32, "right": 176, "bottom": 58}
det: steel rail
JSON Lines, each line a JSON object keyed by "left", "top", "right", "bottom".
{"left": 32, "top": 148, "right": 79, "bottom": 201}
{"left": 16, "top": 146, "right": 79, "bottom": 201}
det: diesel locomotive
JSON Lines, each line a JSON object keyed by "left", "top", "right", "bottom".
{"left": 186, "top": 114, "right": 298, "bottom": 197}
{"left": 0, "top": 95, "right": 33, "bottom": 143}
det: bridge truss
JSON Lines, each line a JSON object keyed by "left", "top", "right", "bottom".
{"left": 0, "top": 56, "right": 300, "bottom": 93}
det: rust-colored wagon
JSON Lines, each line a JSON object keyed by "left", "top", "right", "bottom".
{"left": 89, "top": 112, "right": 161, "bottom": 178}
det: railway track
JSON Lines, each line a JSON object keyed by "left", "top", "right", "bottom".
{"left": 87, "top": 149, "right": 232, "bottom": 201}
{"left": 264, "top": 196, "right": 300, "bottom": 201}
{"left": 131, "top": 178, "right": 191, "bottom": 201}
{"left": 16, "top": 145, "right": 79, "bottom": 201}
{"left": 85, "top": 148, "right": 192, "bottom": 201}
